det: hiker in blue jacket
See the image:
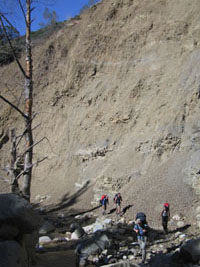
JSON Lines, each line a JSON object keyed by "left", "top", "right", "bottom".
{"left": 134, "top": 217, "right": 149, "bottom": 263}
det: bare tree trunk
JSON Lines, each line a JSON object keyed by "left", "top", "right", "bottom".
{"left": 22, "top": 0, "right": 33, "bottom": 201}
{"left": 10, "top": 128, "right": 20, "bottom": 193}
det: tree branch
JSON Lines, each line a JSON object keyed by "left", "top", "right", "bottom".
{"left": 0, "top": 94, "right": 27, "bottom": 118}
{"left": 24, "top": 137, "right": 47, "bottom": 154}
{"left": 16, "top": 121, "right": 40, "bottom": 148}
{"left": 18, "top": 0, "right": 27, "bottom": 26}
{"left": 15, "top": 156, "right": 48, "bottom": 180}
{"left": 0, "top": 14, "right": 27, "bottom": 78}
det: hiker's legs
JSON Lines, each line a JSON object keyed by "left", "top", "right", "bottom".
{"left": 139, "top": 237, "right": 147, "bottom": 263}
{"left": 116, "top": 203, "right": 121, "bottom": 214}
{"left": 162, "top": 218, "right": 168, "bottom": 233}
{"left": 103, "top": 203, "right": 107, "bottom": 215}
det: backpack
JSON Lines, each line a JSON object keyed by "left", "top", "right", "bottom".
{"left": 100, "top": 194, "right": 107, "bottom": 205}
{"left": 136, "top": 212, "right": 147, "bottom": 224}
{"left": 114, "top": 193, "right": 121, "bottom": 203}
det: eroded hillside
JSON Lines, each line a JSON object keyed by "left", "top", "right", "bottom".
{"left": 0, "top": 0, "right": 200, "bottom": 225}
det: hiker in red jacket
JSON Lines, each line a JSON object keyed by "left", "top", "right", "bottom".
{"left": 161, "top": 203, "right": 170, "bottom": 234}
{"left": 100, "top": 194, "right": 109, "bottom": 215}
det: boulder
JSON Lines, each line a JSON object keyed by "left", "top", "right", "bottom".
{"left": 0, "top": 224, "right": 19, "bottom": 240}
{"left": 0, "top": 194, "right": 42, "bottom": 267}
{"left": 75, "top": 232, "right": 110, "bottom": 266}
{"left": 0, "top": 194, "right": 42, "bottom": 233}
{"left": 0, "top": 240, "right": 26, "bottom": 267}
{"left": 180, "top": 238, "right": 200, "bottom": 262}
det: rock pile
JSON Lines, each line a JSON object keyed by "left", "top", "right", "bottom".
{"left": 36, "top": 211, "right": 200, "bottom": 266}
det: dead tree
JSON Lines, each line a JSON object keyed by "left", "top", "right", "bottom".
{"left": 0, "top": 0, "right": 34, "bottom": 201}
{"left": 23, "top": 0, "right": 33, "bottom": 200}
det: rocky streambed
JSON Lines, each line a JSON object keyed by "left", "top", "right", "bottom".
{"left": 35, "top": 208, "right": 200, "bottom": 267}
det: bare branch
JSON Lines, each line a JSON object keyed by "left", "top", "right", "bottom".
{"left": 15, "top": 170, "right": 24, "bottom": 180}
{"left": 16, "top": 122, "right": 41, "bottom": 148}
{"left": 33, "top": 156, "right": 48, "bottom": 167}
{"left": 0, "top": 94, "right": 27, "bottom": 118}
{"left": 1, "top": 83, "right": 18, "bottom": 102}
{"left": 0, "top": 14, "right": 27, "bottom": 78}
{"left": 24, "top": 137, "right": 47, "bottom": 154}
{"left": 30, "top": 7, "right": 35, "bottom": 13}
{"left": 15, "top": 156, "right": 48, "bottom": 180}
{"left": 18, "top": 0, "right": 27, "bottom": 25}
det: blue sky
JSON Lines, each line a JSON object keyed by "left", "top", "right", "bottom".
{"left": 3, "top": 0, "right": 99, "bottom": 35}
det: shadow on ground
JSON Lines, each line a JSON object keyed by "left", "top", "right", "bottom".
{"left": 44, "top": 181, "right": 92, "bottom": 214}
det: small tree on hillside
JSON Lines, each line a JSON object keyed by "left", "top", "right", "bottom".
{"left": 39, "top": 7, "right": 58, "bottom": 28}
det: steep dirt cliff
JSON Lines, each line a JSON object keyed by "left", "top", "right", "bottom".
{"left": 0, "top": 0, "right": 200, "bottom": 225}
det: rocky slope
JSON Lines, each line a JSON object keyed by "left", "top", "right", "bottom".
{"left": 0, "top": 0, "right": 200, "bottom": 227}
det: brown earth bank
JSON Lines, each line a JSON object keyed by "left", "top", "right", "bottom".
{"left": 0, "top": 0, "right": 200, "bottom": 232}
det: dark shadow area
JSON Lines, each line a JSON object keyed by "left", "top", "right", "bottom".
{"left": 168, "top": 224, "right": 191, "bottom": 234}
{"left": 108, "top": 207, "right": 116, "bottom": 214}
{"left": 69, "top": 204, "right": 102, "bottom": 217}
{"left": 121, "top": 204, "right": 133, "bottom": 215}
{"left": 46, "top": 181, "right": 91, "bottom": 214}
{"left": 148, "top": 250, "right": 176, "bottom": 267}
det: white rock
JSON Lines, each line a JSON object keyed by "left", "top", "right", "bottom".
{"left": 83, "top": 224, "right": 94, "bottom": 234}
{"left": 93, "top": 223, "right": 103, "bottom": 232}
{"left": 118, "top": 217, "right": 125, "bottom": 224}
{"left": 123, "top": 255, "right": 127, "bottom": 260}
{"left": 101, "top": 249, "right": 108, "bottom": 255}
{"left": 128, "top": 255, "right": 135, "bottom": 260}
{"left": 103, "top": 218, "right": 112, "bottom": 225}
{"left": 179, "top": 234, "right": 187, "bottom": 239}
{"left": 39, "top": 236, "right": 51, "bottom": 245}
{"left": 71, "top": 232, "right": 79, "bottom": 240}
{"left": 172, "top": 214, "right": 181, "bottom": 221}
{"left": 65, "top": 232, "right": 72, "bottom": 239}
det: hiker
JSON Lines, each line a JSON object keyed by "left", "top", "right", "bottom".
{"left": 161, "top": 203, "right": 170, "bottom": 234}
{"left": 100, "top": 194, "right": 109, "bottom": 215}
{"left": 113, "top": 192, "right": 122, "bottom": 214}
{"left": 134, "top": 213, "right": 149, "bottom": 264}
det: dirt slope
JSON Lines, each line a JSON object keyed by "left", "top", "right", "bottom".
{"left": 0, "top": 0, "right": 200, "bottom": 225}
